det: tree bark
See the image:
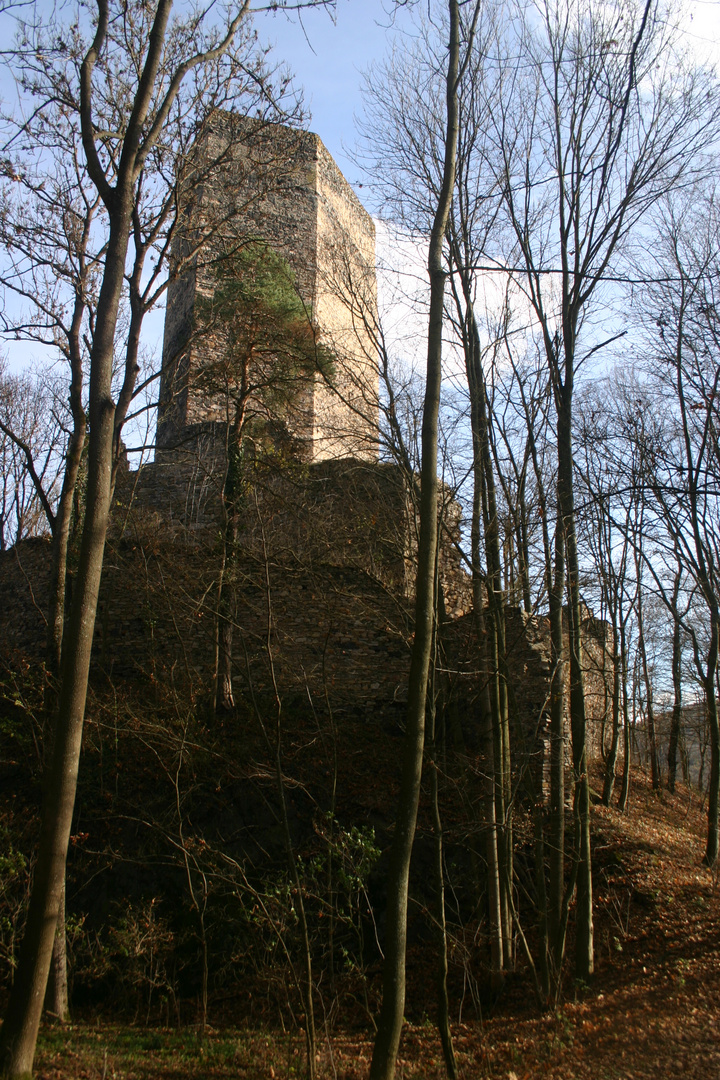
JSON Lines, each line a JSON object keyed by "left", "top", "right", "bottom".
{"left": 369, "top": 6, "right": 461, "bottom": 1077}
{"left": 617, "top": 619, "right": 631, "bottom": 813}
{"left": 601, "top": 603, "right": 621, "bottom": 807}
{"left": 0, "top": 4, "right": 192, "bottom": 1071}
{"left": 548, "top": 503, "right": 566, "bottom": 977}
{"left": 668, "top": 592, "right": 683, "bottom": 795}
{"left": 701, "top": 621, "right": 720, "bottom": 866}
{"left": 556, "top": 397, "right": 593, "bottom": 982}
{"left": 0, "top": 200, "right": 128, "bottom": 1077}
{"left": 454, "top": 257, "right": 511, "bottom": 977}
{"left": 426, "top": 639, "right": 457, "bottom": 1080}
{"left": 636, "top": 582, "right": 660, "bottom": 790}
{"left": 43, "top": 885, "right": 68, "bottom": 1023}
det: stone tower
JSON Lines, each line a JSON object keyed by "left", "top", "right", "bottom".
{"left": 157, "top": 119, "right": 379, "bottom": 461}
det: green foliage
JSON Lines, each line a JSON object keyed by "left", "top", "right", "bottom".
{"left": 0, "top": 830, "right": 30, "bottom": 986}
{"left": 195, "top": 241, "right": 335, "bottom": 442}
{"left": 69, "top": 898, "right": 179, "bottom": 1022}
{"left": 208, "top": 242, "right": 310, "bottom": 329}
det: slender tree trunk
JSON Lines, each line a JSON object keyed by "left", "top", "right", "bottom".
{"left": 46, "top": 391, "right": 86, "bottom": 690}
{"left": 702, "top": 617, "right": 720, "bottom": 866}
{"left": 215, "top": 519, "right": 237, "bottom": 717}
{"left": 0, "top": 3, "right": 253, "bottom": 1069}
{"left": 470, "top": 460, "right": 503, "bottom": 977}
{"left": 668, "top": 599, "right": 683, "bottom": 795}
{"left": 703, "top": 685, "right": 720, "bottom": 865}
{"left": 216, "top": 429, "right": 245, "bottom": 715}
{"left": 556, "top": 399, "right": 593, "bottom": 982}
{"left": 0, "top": 354, "right": 117, "bottom": 1075}
{"left": 477, "top": 394, "right": 513, "bottom": 969}
{"left": 548, "top": 505, "right": 566, "bottom": 978}
{"left": 602, "top": 605, "right": 621, "bottom": 807}
{"left": 0, "top": 7, "right": 156, "bottom": 1053}
{"left": 369, "top": 7, "right": 461, "bottom": 1077}
{"left": 636, "top": 584, "right": 660, "bottom": 790}
{"left": 426, "top": 618, "right": 457, "bottom": 1080}
{"left": 461, "top": 277, "right": 512, "bottom": 974}
{"left": 516, "top": 477, "right": 532, "bottom": 615}
{"left": 43, "top": 885, "right": 68, "bottom": 1023}
{"left": 216, "top": 614, "right": 235, "bottom": 712}
{"left": 532, "top": 793, "right": 550, "bottom": 1001}
{"left": 41, "top": 305, "right": 88, "bottom": 1027}
{"left": 617, "top": 619, "right": 631, "bottom": 813}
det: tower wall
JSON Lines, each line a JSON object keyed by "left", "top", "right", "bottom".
{"left": 157, "top": 120, "right": 378, "bottom": 460}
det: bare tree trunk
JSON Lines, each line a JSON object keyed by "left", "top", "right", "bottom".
{"left": 636, "top": 579, "right": 660, "bottom": 790}
{"left": 0, "top": 167, "right": 131, "bottom": 1070}
{"left": 33, "top": 282, "right": 88, "bottom": 1030}
{"left": 427, "top": 608, "right": 457, "bottom": 1080}
{"left": 369, "top": 7, "right": 461, "bottom": 1077}
{"left": 216, "top": 614, "right": 235, "bottom": 712}
{"left": 42, "top": 404, "right": 86, "bottom": 1028}
{"left": 617, "top": 619, "right": 631, "bottom": 813}
{"left": 532, "top": 793, "right": 551, "bottom": 1001}
{"left": 455, "top": 262, "right": 511, "bottom": 976}
{"left": 548, "top": 507, "right": 566, "bottom": 978}
{"left": 701, "top": 618, "right": 720, "bottom": 866}
{"left": 475, "top": 371, "right": 513, "bottom": 969}
{"left": 0, "top": 2, "right": 250, "bottom": 1069}
{"left": 668, "top": 585, "right": 683, "bottom": 795}
{"left": 467, "top": 419, "right": 503, "bottom": 975}
{"left": 43, "top": 885, "right": 68, "bottom": 1023}
{"left": 557, "top": 401, "right": 593, "bottom": 982}
{"left": 601, "top": 605, "right": 621, "bottom": 807}
{"left": 704, "top": 684, "right": 720, "bottom": 865}
{"left": 516, "top": 476, "right": 533, "bottom": 615}
{"left": 0, "top": 373, "right": 117, "bottom": 1076}
{"left": 216, "top": 438, "right": 243, "bottom": 715}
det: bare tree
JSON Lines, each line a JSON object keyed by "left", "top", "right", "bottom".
{"left": 369, "top": 4, "right": 481, "bottom": 1078}
{"left": 0, "top": 366, "right": 62, "bottom": 550}
{"left": 477, "top": 0, "right": 720, "bottom": 979}
{"left": 0, "top": 1, "right": 334, "bottom": 1073}
{"left": 632, "top": 191, "right": 720, "bottom": 863}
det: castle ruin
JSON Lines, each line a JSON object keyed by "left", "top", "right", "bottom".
{"left": 157, "top": 120, "right": 379, "bottom": 463}
{"left": 0, "top": 120, "right": 613, "bottom": 790}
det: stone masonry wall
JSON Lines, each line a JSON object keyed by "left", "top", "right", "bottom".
{"left": 157, "top": 120, "right": 379, "bottom": 461}
{"left": 0, "top": 463, "right": 611, "bottom": 798}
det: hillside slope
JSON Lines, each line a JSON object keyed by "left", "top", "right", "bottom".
{"left": 25, "top": 772, "right": 720, "bottom": 1080}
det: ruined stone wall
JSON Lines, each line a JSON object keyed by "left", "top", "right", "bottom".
{"left": 0, "top": 500, "right": 609, "bottom": 778}
{"left": 0, "top": 453, "right": 609, "bottom": 790}
{"left": 440, "top": 603, "right": 613, "bottom": 798}
{"left": 123, "top": 440, "right": 472, "bottom": 617}
{"left": 157, "top": 120, "right": 379, "bottom": 461}
{"left": 0, "top": 506, "right": 414, "bottom": 725}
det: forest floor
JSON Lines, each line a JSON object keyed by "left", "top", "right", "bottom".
{"left": 31, "top": 773, "right": 720, "bottom": 1080}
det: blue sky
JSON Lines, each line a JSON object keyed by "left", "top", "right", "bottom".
{"left": 0, "top": 0, "right": 418, "bottom": 378}
{"left": 253, "top": 0, "right": 418, "bottom": 202}
{"left": 1, "top": 0, "right": 718, "bottom": 385}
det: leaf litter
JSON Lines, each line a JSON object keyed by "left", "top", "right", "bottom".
{"left": 31, "top": 772, "right": 720, "bottom": 1079}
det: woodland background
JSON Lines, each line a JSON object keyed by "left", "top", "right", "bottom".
{"left": 1, "top": 0, "right": 720, "bottom": 1077}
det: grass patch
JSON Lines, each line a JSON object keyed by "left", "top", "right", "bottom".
{"left": 34, "top": 1022, "right": 307, "bottom": 1079}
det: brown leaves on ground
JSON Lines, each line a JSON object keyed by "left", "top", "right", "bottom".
{"left": 32, "top": 773, "right": 720, "bottom": 1079}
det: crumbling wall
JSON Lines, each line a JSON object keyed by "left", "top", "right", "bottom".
{"left": 0, "top": 464, "right": 609, "bottom": 782}
{"left": 440, "top": 603, "right": 613, "bottom": 798}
